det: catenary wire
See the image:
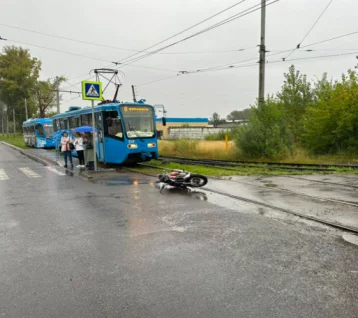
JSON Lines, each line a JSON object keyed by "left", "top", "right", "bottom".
{"left": 0, "top": 22, "right": 258, "bottom": 55}
{"left": 115, "top": 0, "right": 280, "bottom": 69}
{"left": 114, "top": 0, "right": 249, "bottom": 65}
{"left": 284, "top": 0, "right": 334, "bottom": 60}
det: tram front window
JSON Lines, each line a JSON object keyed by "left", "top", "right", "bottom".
{"left": 120, "top": 105, "right": 155, "bottom": 138}
{"left": 44, "top": 125, "right": 54, "bottom": 137}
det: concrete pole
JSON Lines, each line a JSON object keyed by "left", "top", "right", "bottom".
{"left": 25, "top": 98, "right": 28, "bottom": 120}
{"left": 1, "top": 112, "right": 3, "bottom": 135}
{"left": 13, "top": 109, "right": 16, "bottom": 137}
{"left": 131, "top": 85, "right": 137, "bottom": 102}
{"left": 91, "top": 100, "right": 97, "bottom": 171}
{"left": 6, "top": 114, "right": 9, "bottom": 137}
{"left": 258, "top": 0, "right": 266, "bottom": 107}
{"left": 56, "top": 76, "right": 60, "bottom": 114}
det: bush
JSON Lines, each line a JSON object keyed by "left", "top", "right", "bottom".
{"left": 204, "top": 130, "right": 237, "bottom": 141}
{"left": 235, "top": 99, "right": 294, "bottom": 160}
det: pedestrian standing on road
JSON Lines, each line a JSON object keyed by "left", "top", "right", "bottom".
{"left": 61, "top": 132, "right": 74, "bottom": 169}
{"left": 74, "top": 133, "right": 85, "bottom": 168}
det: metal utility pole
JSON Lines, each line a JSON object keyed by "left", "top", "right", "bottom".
{"left": 258, "top": 0, "right": 266, "bottom": 107}
{"left": 13, "top": 109, "right": 16, "bottom": 137}
{"left": 1, "top": 113, "right": 4, "bottom": 135}
{"left": 91, "top": 100, "right": 97, "bottom": 171}
{"left": 25, "top": 98, "right": 28, "bottom": 120}
{"left": 131, "top": 85, "right": 137, "bottom": 102}
{"left": 56, "top": 76, "right": 60, "bottom": 114}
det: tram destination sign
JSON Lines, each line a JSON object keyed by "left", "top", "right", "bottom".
{"left": 123, "top": 106, "right": 149, "bottom": 112}
{"left": 81, "top": 80, "right": 103, "bottom": 101}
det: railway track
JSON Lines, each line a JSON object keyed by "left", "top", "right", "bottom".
{"left": 159, "top": 156, "right": 358, "bottom": 172}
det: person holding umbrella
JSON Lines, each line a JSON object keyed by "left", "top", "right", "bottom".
{"left": 73, "top": 126, "right": 97, "bottom": 170}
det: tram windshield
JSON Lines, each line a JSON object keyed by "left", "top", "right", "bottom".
{"left": 120, "top": 105, "right": 155, "bottom": 138}
{"left": 43, "top": 124, "right": 54, "bottom": 137}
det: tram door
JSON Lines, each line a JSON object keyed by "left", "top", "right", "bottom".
{"left": 95, "top": 113, "right": 105, "bottom": 162}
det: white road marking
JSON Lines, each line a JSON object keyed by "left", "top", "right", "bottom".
{"left": 0, "top": 169, "right": 9, "bottom": 181}
{"left": 46, "top": 166, "right": 65, "bottom": 176}
{"left": 19, "top": 167, "right": 41, "bottom": 178}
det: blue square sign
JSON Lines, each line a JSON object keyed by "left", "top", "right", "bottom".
{"left": 82, "top": 81, "right": 103, "bottom": 100}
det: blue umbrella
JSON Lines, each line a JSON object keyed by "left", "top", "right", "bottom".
{"left": 72, "top": 126, "right": 98, "bottom": 133}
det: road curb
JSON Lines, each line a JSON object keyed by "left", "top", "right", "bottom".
{"left": 1, "top": 141, "right": 59, "bottom": 167}
{"left": 1, "top": 141, "right": 111, "bottom": 182}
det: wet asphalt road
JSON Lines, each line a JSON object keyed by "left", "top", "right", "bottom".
{"left": 1, "top": 143, "right": 358, "bottom": 318}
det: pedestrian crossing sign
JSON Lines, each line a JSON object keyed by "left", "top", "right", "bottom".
{"left": 81, "top": 80, "right": 103, "bottom": 100}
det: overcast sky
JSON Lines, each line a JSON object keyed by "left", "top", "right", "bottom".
{"left": 1, "top": 0, "right": 357, "bottom": 118}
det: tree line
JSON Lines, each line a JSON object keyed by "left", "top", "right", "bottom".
{"left": 210, "top": 108, "right": 251, "bottom": 127}
{"left": 236, "top": 64, "right": 358, "bottom": 159}
{"left": 0, "top": 46, "right": 65, "bottom": 131}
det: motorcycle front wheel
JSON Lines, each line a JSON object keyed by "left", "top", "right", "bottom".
{"left": 187, "top": 174, "right": 208, "bottom": 187}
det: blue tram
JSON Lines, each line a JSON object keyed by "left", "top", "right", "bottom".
{"left": 22, "top": 118, "right": 55, "bottom": 148}
{"left": 51, "top": 101, "right": 163, "bottom": 164}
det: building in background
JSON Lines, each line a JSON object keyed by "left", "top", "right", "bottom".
{"left": 156, "top": 117, "right": 209, "bottom": 139}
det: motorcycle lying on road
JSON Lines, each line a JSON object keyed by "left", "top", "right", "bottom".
{"left": 156, "top": 169, "right": 208, "bottom": 193}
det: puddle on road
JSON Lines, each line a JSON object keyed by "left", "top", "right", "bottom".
{"left": 264, "top": 183, "right": 278, "bottom": 188}
{"left": 92, "top": 176, "right": 153, "bottom": 187}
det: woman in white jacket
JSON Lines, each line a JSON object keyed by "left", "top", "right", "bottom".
{"left": 61, "top": 132, "right": 73, "bottom": 169}
{"left": 74, "top": 133, "right": 85, "bottom": 168}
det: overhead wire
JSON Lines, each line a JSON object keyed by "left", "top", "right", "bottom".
{"left": 61, "top": 1, "right": 267, "bottom": 87}
{"left": 0, "top": 22, "right": 257, "bottom": 56}
{"left": 114, "top": 0, "right": 249, "bottom": 65}
{"left": 114, "top": 0, "right": 280, "bottom": 70}
{"left": 137, "top": 50, "right": 358, "bottom": 87}
{"left": 284, "top": 0, "right": 334, "bottom": 60}
{"left": 186, "top": 29, "right": 358, "bottom": 74}
{"left": 6, "top": 39, "right": 177, "bottom": 73}
{"left": 0, "top": 23, "right": 141, "bottom": 53}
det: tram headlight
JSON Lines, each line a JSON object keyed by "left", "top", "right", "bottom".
{"left": 127, "top": 144, "right": 138, "bottom": 149}
{"left": 147, "top": 143, "right": 156, "bottom": 148}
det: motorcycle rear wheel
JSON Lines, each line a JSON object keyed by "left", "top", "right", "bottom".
{"left": 187, "top": 174, "right": 208, "bottom": 187}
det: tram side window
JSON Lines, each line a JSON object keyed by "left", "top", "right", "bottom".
{"left": 59, "top": 118, "right": 65, "bottom": 130}
{"left": 69, "top": 117, "right": 79, "bottom": 129}
{"left": 54, "top": 119, "right": 60, "bottom": 132}
{"left": 104, "top": 111, "right": 123, "bottom": 139}
{"left": 36, "top": 124, "right": 45, "bottom": 138}
{"left": 81, "top": 114, "right": 92, "bottom": 126}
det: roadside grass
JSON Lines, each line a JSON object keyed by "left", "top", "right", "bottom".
{"left": 159, "top": 140, "right": 238, "bottom": 160}
{"left": 0, "top": 134, "right": 26, "bottom": 149}
{"left": 126, "top": 160, "right": 358, "bottom": 177}
{"left": 159, "top": 140, "right": 358, "bottom": 165}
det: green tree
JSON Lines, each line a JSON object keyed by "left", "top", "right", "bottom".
{"left": 210, "top": 112, "right": 221, "bottom": 127}
{"left": 303, "top": 69, "right": 358, "bottom": 154}
{"left": 32, "top": 76, "right": 66, "bottom": 118}
{"left": 0, "top": 46, "right": 41, "bottom": 125}
{"left": 227, "top": 108, "right": 251, "bottom": 121}
{"left": 277, "top": 65, "right": 313, "bottom": 142}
